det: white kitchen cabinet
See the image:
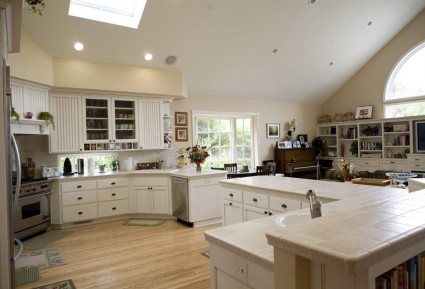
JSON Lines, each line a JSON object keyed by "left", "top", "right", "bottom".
{"left": 138, "top": 99, "right": 163, "bottom": 150}
{"left": 380, "top": 160, "right": 408, "bottom": 171}
{"left": 244, "top": 204, "right": 269, "bottom": 221}
{"left": 407, "top": 154, "right": 425, "bottom": 172}
{"left": 82, "top": 96, "right": 139, "bottom": 151}
{"left": 133, "top": 176, "right": 171, "bottom": 214}
{"left": 222, "top": 188, "right": 243, "bottom": 226}
{"left": 49, "top": 93, "right": 82, "bottom": 153}
{"left": 11, "top": 79, "right": 49, "bottom": 119}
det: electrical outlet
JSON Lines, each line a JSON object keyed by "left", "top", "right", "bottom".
{"left": 233, "top": 255, "right": 248, "bottom": 283}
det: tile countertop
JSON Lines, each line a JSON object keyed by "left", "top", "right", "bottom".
{"left": 50, "top": 168, "right": 227, "bottom": 181}
{"left": 204, "top": 176, "right": 424, "bottom": 274}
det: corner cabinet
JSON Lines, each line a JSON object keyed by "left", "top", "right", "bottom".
{"left": 138, "top": 99, "right": 163, "bottom": 150}
{"left": 49, "top": 94, "right": 82, "bottom": 153}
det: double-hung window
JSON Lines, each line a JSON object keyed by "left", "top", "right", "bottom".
{"left": 192, "top": 112, "right": 257, "bottom": 169}
{"left": 384, "top": 41, "right": 425, "bottom": 118}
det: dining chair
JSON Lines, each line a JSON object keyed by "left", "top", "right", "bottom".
{"left": 263, "top": 161, "right": 276, "bottom": 176}
{"left": 256, "top": 165, "right": 271, "bottom": 176}
{"left": 224, "top": 163, "right": 238, "bottom": 172}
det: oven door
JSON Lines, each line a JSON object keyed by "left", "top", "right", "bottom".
{"left": 13, "top": 192, "right": 51, "bottom": 237}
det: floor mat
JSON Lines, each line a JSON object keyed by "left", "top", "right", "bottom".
{"left": 23, "top": 230, "right": 73, "bottom": 250}
{"left": 15, "top": 266, "right": 39, "bottom": 286}
{"left": 16, "top": 248, "right": 66, "bottom": 270}
{"left": 123, "top": 219, "right": 166, "bottom": 226}
{"left": 31, "top": 279, "right": 76, "bottom": 289}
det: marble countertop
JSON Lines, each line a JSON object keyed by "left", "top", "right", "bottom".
{"left": 50, "top": 168, "right": 227, "bottom": 181}
{"left": 205, "top": 176, "right": 421, "bottom": 274}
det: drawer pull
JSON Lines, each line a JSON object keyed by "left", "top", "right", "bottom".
{"left": 78, "top": 212, "right": 83, "bottom": 215}
{"left": 112, "top": 193, "right": 116, "bottom": 197}
{"left": 112, "top": 207, "right": 117, "bottom": 210}
{"left": 77, "top": 185, "right": 82, "bottom": 189}
{"left": 111, "top": 182, "right": 116, "bottom": 185}
{"left": 415, "top": 159, "right": 420, "bottom": 161}
{"left": 229, "top": 202, "right": 233, "bottom": 206}
{"left": 77, "top": 197, "right": 83, "bottom": 200}
{"left": 269, "top": 212, "right": 272, "bottom": 216}
{"left": 253, "top": 198, "right": 258, "bottom": 202}
{"left": 229, "top": 193, "right": 234, "bottom": 197}
{"left": 281, "top": 204, "right": 287, "bottom": 208}
{"left": 264, "top": 211, "right": 268, "bottom": 214}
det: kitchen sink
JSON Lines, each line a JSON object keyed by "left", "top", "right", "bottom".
{"left": 274, "top": 212, "right": 317, "bottom": 227}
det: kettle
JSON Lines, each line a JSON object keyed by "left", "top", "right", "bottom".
{"left": 63, "top": 157, "right": 73, "bottom": 176}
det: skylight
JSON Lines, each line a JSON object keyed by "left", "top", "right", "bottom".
{"left": 69, "top": 0, "right": 147, "bottom": 29}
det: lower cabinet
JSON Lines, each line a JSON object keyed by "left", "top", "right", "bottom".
{"left": 62, "top": 203, "right": 98, "bottom": 223}
{"left": 134, "top": 187, "right": 169, "bottom": 214}
{"left": 98, "top": 199, "right": 129, "bottom": 217}
{"left": 244, "top": 204, "right": 269, "bottom": 221}
{"left": 223, "top": 200, "right": 243, "bottom": 226}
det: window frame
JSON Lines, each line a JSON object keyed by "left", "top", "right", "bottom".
{"left": 191, "top": 111, "right": 258, "bottom": 168}
{"left": 384, "top": 40, "right": 425, "bottom": 118}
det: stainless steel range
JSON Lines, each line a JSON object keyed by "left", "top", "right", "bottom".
{"left": 13, "top": 178, "right": 52, "bottom": 239}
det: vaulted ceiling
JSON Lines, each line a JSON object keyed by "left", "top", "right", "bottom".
{"left": 22, "top": 0, "right": 425, "bottom": 103}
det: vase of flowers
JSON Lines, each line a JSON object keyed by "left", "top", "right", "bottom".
{"left": 337, "top": 158, "right": 355, "bottom": 182}
{"left": 183, "top": 144, "right": 210, "bottom": 172}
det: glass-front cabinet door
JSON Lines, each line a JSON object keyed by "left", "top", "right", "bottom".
{"left": 113, "top": 99, "right": 137, "bottom": 142}
{"left": 84, "top": 97, "right": 110, "bottom": 142}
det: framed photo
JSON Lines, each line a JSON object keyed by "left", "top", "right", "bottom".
{"left": 304, "top": 143, "right": 310, "bottom": 148}
{"left": 292, "top": 140, "right": 301, "bottom": 148}
{"left": 277, "top": 141, "right": 285, "bottom": 149}
{"left": 266, "top": 123, "right": 280, "bottom": 139}
{"left": 175, "top": 111, "right": 188, "bottom": 126}
{"left": 283, "top": 141, "right": 292, "bottom": 148}
{"left": 175, "top": 127, "right": 188, "bottom": 141}
{"left": 355, "top": 105, "right": 373, "bottom": 119}
{"left": 297, "top": 134, "right": 308, "bottom": 144}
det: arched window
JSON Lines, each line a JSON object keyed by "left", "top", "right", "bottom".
{"left": 384, "top": 41, "right": 425, "bottom": 118}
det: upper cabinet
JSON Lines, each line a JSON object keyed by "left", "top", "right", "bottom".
{"left": 82, "top": 96, "right": 139, "bottom": 151}
{"left": 138, "top": 99, "right": 163, "bottom": 150}
{"left": 11, "top": 79, "right": 49, "bottom": 119}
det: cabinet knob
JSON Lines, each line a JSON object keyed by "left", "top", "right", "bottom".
{"left": 253, "top": 198, "right": 258, "bottom": 202}
{"left": 112, "top": 207, "right": 117, "bottom": 210}
{"left": 77, "top": 197, "right": 83, "bottom": 200}
{"left": 281, "top": 204, "right": 287, "bottom": 208}
{"left": 77, "top": 185, "right": 82, "bottom": 189}
{"left": 111, "top": 182, "right": 116, "bottom": 185}
{"left": 78, "top": 212, "right": 83, "bottom": 215}
{"left": 229, "top": 202, "right": 233, "bottom": 206}
{"left": 269, "top": 212, "right": 272, "bottom": 215}
{"left": 264, "top": 211, "right": 268, "bottom": 214}
{"left": 112, "top": 193, "right": 116, "bottom": 196}
{"left": 229, "top": 193, "right": 234, "bottom": 197}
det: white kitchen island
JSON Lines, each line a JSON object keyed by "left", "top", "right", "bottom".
{"left": 204, "top": 176, "right": 425, "bottom": 289}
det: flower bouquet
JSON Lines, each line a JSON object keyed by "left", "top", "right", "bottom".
{"left": 179, "top": 144, "right": 210, "bottom": 172}
{"left": 337, "top": 158, "right": 355, "bottom": 182}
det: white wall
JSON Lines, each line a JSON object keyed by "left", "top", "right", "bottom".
{"left": 171, "top": 96, "right": 321, "bottom": 165}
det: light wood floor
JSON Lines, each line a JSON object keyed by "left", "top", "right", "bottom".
{"left": 17, "top": 220, "right": 220, "bottom": 289}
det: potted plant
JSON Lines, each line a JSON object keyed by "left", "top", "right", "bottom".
{"left": 11, "top": 107, "right": 20, "bottom": 120}
{"left": 37, "top": 111, "right": 55, "bottom": 129}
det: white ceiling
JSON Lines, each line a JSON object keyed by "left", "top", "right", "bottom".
{"left": 21, "top": 0, "right": 425, "bottom": 104}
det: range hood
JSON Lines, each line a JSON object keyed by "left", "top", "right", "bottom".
{"left": 11, "top": 119, "right": 50, "bottom": 135}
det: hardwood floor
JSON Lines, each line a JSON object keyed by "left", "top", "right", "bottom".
{"left": 17, "top": 220, "right": 220, "bottom": 289}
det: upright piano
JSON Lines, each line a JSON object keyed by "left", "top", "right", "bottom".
{"left": 274, "top": 147, "right": 318, "bottom": 178}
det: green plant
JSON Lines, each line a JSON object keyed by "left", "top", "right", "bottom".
{"left": 24, "top": 0, "right": 46, "bottom": 15}
{"left": 11, "top": 107, "right": 20, "bottom": 120}
{"left": 37, "top": 111, "right": 55, "bottom": 129}
{"left": 349, "top": 140, "right": 358, "bottom": 156}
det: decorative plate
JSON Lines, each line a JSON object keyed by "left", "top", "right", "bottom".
{"left": 343, "top": 112, "right": 354, "bottom": 121}
{"left": 319, "top": 114, "right": 332, "bottom": 123}
{"left": 332, "top": 113, "right": 342, "bottom": 122}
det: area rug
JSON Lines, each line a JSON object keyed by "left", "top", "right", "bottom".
{"left": 15, "top": 266, "right": 39, "bottom": 286}
{"left": 32, "top": 279, "right": 76, "bottom": 289}
{"left": 16, "top": 248, "right": 66, "bottom": 270}
{"left": 123, "top": 219, "right": 166, "bottom": 226}
{"left": 23, "top": 230, "right": 73, "bottom": 250}
{"left": 201, "top": 251, "right": 210, "bottom": 259}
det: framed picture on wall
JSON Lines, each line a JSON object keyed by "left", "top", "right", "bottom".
{"left": 175, "top": 111, "right": 188, "bottom": 126}
{"left": 355, "top": 105, "right": 373, "bottom": 119}
{"left": 266, "top": 123, "right": 280, "bottom": 138}
{"left": 175, "top": 127, "right": 188, "bottom": 142}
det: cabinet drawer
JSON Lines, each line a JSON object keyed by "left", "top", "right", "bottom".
{"left": 98, "top": 187, "right": 129, "bottom": 202}
{"left": 98, "top": 199, "right": 129, "bottom": 218}
{"left": 62, "top": 203, "right": 97, "bottom": 223}
{"left": 407, "top": 154, "right": 425, "bottom": 162}
{"left": 269, "top": 196, "right": 301, "bottom": 213}
{"left": 62, "top": 190, "right": 97, "bottom": 206}
{"left": 222, "top": 188, "right": 242, "bottom": 202}
{"left": 97, "top": 177, "right": 129, "bottom": 189}
{"left": 133, "top": 177, "right": 168, "bottom": 187}
{"left": 355, "top": 159, "right": 380, "bottom": 166}
{"left": 409, "top": 163, "right": 425, "bottom": 171}
{"left": 243, "top": 191, "right": 268, "bottom": 208}
{"left": 190, "top": 176, "right": 223, "bottom": 187}
{"left": 61, "top": 180, "right": 97, "bottom": 193}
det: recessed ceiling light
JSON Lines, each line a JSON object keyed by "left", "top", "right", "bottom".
{"left": 144, "top": 53, "right": 153, "bottom": 61}
{"left": 367, "top": 20, "right": 374, "bottom": 27}
{"left": 308, "top": 0, "right": 317, "bottom": 6}
{"left": 69, "top": 0, "right": 147, "bottom": 29}
{"left": 74, "top": 42, "right": 84, "bottom": 51}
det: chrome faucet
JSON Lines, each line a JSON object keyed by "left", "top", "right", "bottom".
{"left": 306, "top": 189, "right": 322, "bottom": 219}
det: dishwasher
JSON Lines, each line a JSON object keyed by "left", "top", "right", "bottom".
{"left": 171, "top": 177, "right": 189, "bottom": 222}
